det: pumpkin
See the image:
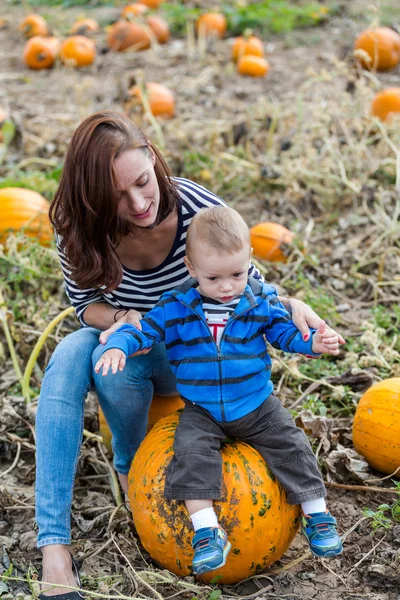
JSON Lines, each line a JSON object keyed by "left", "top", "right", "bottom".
{"left": 18, "top": 14, "right": 48, "bottom": 38}
{"left": 232, "top": 32, "right": 264, "bottom": 62}
{"left": 127, "top": 412, "right": 300, "bottom": 584}
{"left": 129, "top": 82, "right": 175, "bottom": 118}
{"left": 250, "top": 222, "right": 294, "bottom": 263}
{"left": 196, "top": 12, "right": 227, "bottom": 39}
{"left": 107, "top": 20, "right": 151, "bottom": 52}
{"left": 352, "top": 378, "right": 400, "bottom": 475}
{"left": 23, "top": 36, "right": 60, "bottom": 70}
{"left": 371, "top": 88, "right": 400, "bottom": 121}
{"left": 99, "top": 393, "right": 184, "bottom": 453}
{"left": 140, "top": 0, "right": 164, "bottom": 8}
{"left": 147, "top": 15, "right": 170, "bottom": 44}
{"left": 237, "top": 54, "right": 269, "bottom": 77}
{"left": 121, "top": 3, "right": 149, "bottom": 19}
{"left": 60, "top": 36, "right": 96, "bottom": 68}
{"left": 70, "top": 18, "right": 99, "bottom": 36}
{"left": 0, "top": 187, "right": 52, "bottom": 245}
{"left": 354, "top": 27, "right": 400, "bottom": 71}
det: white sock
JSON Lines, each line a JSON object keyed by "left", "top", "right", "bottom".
{"left": 301, "top": 497, "right": 326, "bottom": 516}
{"left": 190, "top": 507, "right": 219, "bottom": 531}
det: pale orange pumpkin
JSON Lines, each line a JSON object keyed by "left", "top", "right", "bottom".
{"left": 0, "top": 187, "right": 52, "bottom": 245}
{"left": 237, "top": 54, "right": 269, "bottom": 77}
{"left": 232, "top": 32, "right": 264, "bottom": 62}
{"left": 23, "top": 36, "right": 60, "bottom": 70}
{"left": 352, "top": 378, "right": 400, "bottom": 475}
{"left": 128, "top": 412, "right": 300, "bottom": 584}
{"left": 129, "top": 82, "right": 175, "bottom": 118}
{"left": 147, "top": 15, "right": 170, "bottom": 44}
{"left": 354, "top": 27, "right": 400, "bottom": 71}
{"left": 250, "top": 222, "right": 294, "bottom": 262}
{"left": 60, "top": 36, "right": 96, "bottom": 67}
{"left": 107, "top": 20, "right": 151, "bottom": 51}
{"left": 121, "top": 3, "right": 149, "bottom": 19}
{"left": 99, "top": 394, "right": 184, "bottom": 452}
{"left": 371, "top": 88, "right": 400, "bottom": 121}
{"left": 70, "top": 18, "right": 99, "bottom": 36}
{"left": 18, "top": 14, "right": 48, "bottom": 38}
{"left": 196, "top": 12, "right": 227, "bottom": 39}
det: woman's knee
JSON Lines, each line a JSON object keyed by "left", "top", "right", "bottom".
{"left": 46, "top": 327, "right": 101, "bottom": 376}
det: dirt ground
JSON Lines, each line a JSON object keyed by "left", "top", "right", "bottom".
{"left": 1, "top": 1, "right": 400, "bottom": 599}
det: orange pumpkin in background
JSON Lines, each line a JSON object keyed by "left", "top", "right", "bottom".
{"left": 232, "top": 32, "right": 264, "bottom": 62}
{"left": 250, "top": 222, "right": 294, "bottom": 262}
{"left": 129, "top": 82, "right": 175, "bottom": 118}
{"left": 354, "top": 27, "right": 400, "bottom": 71}
{"left": 121, "top": 3, "right": 149, "bottom": 19}
{"left": 237, "top": 54, "right": 269, "bottom": 77}
{"left": 23, "top": 36, "right": 60, "bottom": 70}
{"left": 99, "top": 394, "right": 184, "bottom": 453}
{"left": 70, "top": 18, "right": 99, "bottom": 36}
{"left": 127, "top": 412, "right": 300, "bottom": 584}
{"left": 60, "top": 36, "right": 96, "bottom": 67}
{"left": 140, "top": 0, "right": 164, "bottom": 7}
{"left": 352, "top": 378, "right": 400, "bottom": 475}
{"left": 196, "top": 12, "right": 227, "bottom": 39}
{"left": 0, "top": 187, "right": 52, "bottom": 245}
{"left": 371, "top": 88, "right": 400, "bottom": 121}
{"left": 18, "top": 14, "right": 48, "bottom": 38}
{"left": 107, "top": 20, "right": 151, "bottom": 51}
{"left": 147, "top": 15, "right": 170, "bottom": 44}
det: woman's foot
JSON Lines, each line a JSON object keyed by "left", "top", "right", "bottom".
{"left": 40, "top": 545, "right": 79, "bottom": 597}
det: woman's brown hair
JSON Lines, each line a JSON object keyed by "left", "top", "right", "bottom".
{"left": 49, "top": 111, "right": 180, "bottom": 291}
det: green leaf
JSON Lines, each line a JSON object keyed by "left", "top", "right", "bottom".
{"left": 1, "top": 120, "right": 16, "bottom": 146}
{"left": 208, "top": 590, "right": 222, "bottom": 600}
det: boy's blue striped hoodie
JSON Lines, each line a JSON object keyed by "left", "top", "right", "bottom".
{"left": 101, "top": 278, "right": 319, "bottom": 422}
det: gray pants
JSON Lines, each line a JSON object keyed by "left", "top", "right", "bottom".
{"left": 164, "top": 394, "right": 326, "bottom": 505}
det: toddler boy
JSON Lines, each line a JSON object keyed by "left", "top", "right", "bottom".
{"left": 95, "top": 206, "right": 343, "bottom": 575}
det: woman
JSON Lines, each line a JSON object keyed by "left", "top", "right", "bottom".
{"left": 36, "top": 111, "right": 342, "bottom": 598}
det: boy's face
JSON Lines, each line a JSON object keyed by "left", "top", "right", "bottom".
{"left": 184, "top": 242, "right": 251, "bottom": 303}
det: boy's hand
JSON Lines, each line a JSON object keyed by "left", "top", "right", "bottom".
{"left": 311, "top": 322, "right": 343, "bottom": 356}
{"left": 94, "top": 349, "right": 127, "bottom": 376}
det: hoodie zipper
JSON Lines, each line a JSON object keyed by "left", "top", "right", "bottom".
{"left": 179, "top": 296, "right": 258, "bottom": 422}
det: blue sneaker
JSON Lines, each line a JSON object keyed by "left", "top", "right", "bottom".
{"left": 192, "top": 526, "right": 231, "bottom": 575}
{"left": 301, "top": 511, "right": 343, "bottom": 557}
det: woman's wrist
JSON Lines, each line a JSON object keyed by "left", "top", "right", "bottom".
{"left": 113, "top": 308, "right": 129, "bottom": 323}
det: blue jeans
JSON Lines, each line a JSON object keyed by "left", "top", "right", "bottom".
{"left": 35, "top": 327, "right": 177, "bottom": 548}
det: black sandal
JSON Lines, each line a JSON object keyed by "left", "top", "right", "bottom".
{"left": 38, "top": 553, "right": 84, "bottom": 599}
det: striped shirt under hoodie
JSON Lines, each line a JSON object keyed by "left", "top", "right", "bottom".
{"left": 101, "top": 277, "right": 320, "bottom": 423}
{"left": 56, "top": 178, "right": 262, "bottom": 325}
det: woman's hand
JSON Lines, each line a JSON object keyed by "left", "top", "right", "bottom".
{"left": 284, "top": 297, "right": 345, "bottom": 345}
{"left": 99, "top": 309, "right": 151, "bottom": 356}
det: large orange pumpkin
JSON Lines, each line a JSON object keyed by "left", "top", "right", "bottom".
{"left": 354, "top": 27, "right": 400, "bottom": 71}
{"left": 60, "top": 36, "right": 96, "bottom": 67}
{"left": 70, "top": 18, "right": 99, "bottom": 36}
{"left": 0, "top": 187, "right": 52, "bottom": 244}
{"left": 371, "top": 88, "right": 400, "bottom": 121}
{"left": 128, "top": 412, "right": 300, "bottom": 583}
{"left": 232, "top": 33, "right": 264, "bottom": 62}
{"left": 23, "top": 36, "right": 60, "bottom": 70}
{"left": 196, "top": 12, "right": 227, "bottom": 39}
{"left": 352, "top": 378, "right": 400, "bottom": 475}
{"left": 107, "top": 20, "right": 151, "bottom": 51}
{"left": 18, "top": 14, "right": 48, "bottom": 38}
{"left": 99, "top": 393, "right": 184, "bottom": 452}
{"left": 250, "top": 222, "right": 294, "bottom": 262}
{"left": 129, "top": 82, "right": 175, "bottom": 118}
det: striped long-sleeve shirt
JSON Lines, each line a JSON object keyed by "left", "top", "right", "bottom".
{"left": 101, "top": 277, "right": 319, "bottom": 422}
{"left": 56, "top": 178, "right": 262, "bottom": 325}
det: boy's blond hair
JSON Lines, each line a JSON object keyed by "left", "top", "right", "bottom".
{"left": 186, "top": 205, "right": 250, "bottom": 258}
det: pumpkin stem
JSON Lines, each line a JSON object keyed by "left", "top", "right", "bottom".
{"left": 243, "top": 28, "right": 253, "bottom": 39}
{"left": 21, "top": 305, "right": 75, "bottom": 402}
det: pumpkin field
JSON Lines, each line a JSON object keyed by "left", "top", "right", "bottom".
{"left": 1, "top": 0, "right": 400, "bottom": 598}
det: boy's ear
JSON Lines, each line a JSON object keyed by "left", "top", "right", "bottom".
{"left": 184, "top": 255, "right": 196, "bottom": 278}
